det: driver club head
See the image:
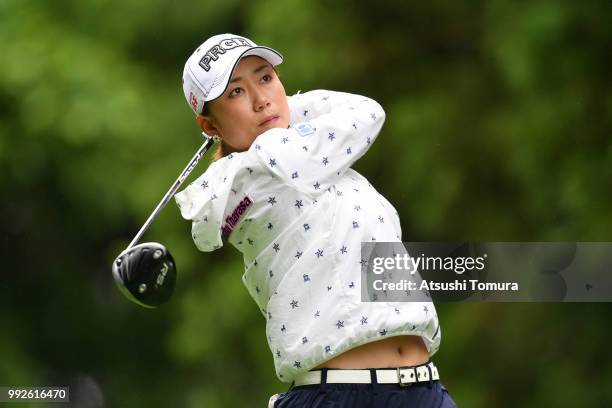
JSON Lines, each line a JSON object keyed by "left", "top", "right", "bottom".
{"left": 112, "top": 242, "right": 177, "bottom": 308}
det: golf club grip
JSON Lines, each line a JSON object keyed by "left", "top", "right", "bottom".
{"left": 127, "top": 137, "right": 215, "bottom": 250}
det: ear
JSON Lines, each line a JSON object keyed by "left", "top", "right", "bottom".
{"left": 196, "top": 115, "right": 220, "bottom": 137}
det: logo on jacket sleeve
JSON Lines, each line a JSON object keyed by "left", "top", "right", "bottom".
{"left": 221, "top": 195, "right": 254, "bottom": 239}
{"left": 294, "top": 122, "right": 315, "bottom": 137}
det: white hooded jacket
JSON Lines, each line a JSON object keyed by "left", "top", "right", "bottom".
{"left": 175, "top": 90, "right": 441, "bottom": 383}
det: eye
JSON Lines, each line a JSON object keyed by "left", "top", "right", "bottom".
{"left": 229, "top": 87, "right": 243, "bottom": 97}
{"left": 262, "top": 73, "right": 273, "bottom": 82}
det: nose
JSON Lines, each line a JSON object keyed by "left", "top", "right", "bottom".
{"left": 252, "top": 89, "right": 270, "bottom": 111}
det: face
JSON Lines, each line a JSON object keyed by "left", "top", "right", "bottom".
{"left": 199, "top": 56, "right": 290, "bottom": 152}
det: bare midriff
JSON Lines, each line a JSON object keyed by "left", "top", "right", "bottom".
{"left": 314, "top": 335, "right": 429, "bottom": 369}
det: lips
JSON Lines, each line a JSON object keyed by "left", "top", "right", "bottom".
{"left": 259, "top": 115, "right": 280, "bottom": 127}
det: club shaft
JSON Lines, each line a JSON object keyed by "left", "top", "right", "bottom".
{"left": 127, "top": 137, "right": 215, "bottom": 250}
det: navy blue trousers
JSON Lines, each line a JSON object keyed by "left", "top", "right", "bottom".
{"left": 273, "top": 372, "right": 457, "bottom": 407}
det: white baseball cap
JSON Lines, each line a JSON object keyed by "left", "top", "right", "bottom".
{"left": 182, "top": 33, "right": 283, "bottom": 115}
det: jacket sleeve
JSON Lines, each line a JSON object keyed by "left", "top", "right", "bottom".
{"left": 174, "top": 159, "right": 231, "bottom": 252}
{"left": 253, "top": 90, "right": 385, "bottom": 196}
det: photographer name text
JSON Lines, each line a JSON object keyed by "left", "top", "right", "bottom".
{"left": 372, "top": 279, "right": 519, "bottom": 292}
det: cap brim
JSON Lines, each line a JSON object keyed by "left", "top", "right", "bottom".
{"left": 204, "top": 46, "right": 284, "bottom": 102}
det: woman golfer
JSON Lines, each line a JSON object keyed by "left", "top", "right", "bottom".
{"left": 175, "top": 33, "right": 457, "bottom": 407}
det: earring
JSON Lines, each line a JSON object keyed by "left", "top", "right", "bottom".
{"left": 212, "top": 135, "right": 221, "bottom": 143}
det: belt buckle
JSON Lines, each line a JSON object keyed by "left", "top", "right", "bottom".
{"left": 396, "top": 367, "right": 414, "bottom": 387}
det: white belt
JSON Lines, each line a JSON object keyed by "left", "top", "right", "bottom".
{"left": 293, "top": 362, "right": 440, "bottom": 387}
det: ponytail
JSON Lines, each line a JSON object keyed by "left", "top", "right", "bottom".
{"left": 200, "top": 103, "right": 228, "bottom": 161}
{"left": 214, "top": 140, "right": 238, "bottom": 161}
{"left": 213, "top": 143, "right": 225, "bottom": 161}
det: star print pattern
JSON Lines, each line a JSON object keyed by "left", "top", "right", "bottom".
{"left": 174, "top": 90, "right": 440, "bottom": 384}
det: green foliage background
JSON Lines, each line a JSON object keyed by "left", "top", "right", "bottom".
{"left": 1, "top": 0, "right": 611, "bottom": 406}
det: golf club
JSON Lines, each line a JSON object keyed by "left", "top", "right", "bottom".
{"left": 112, "top": 134, "right": 214, "bottom": 308}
